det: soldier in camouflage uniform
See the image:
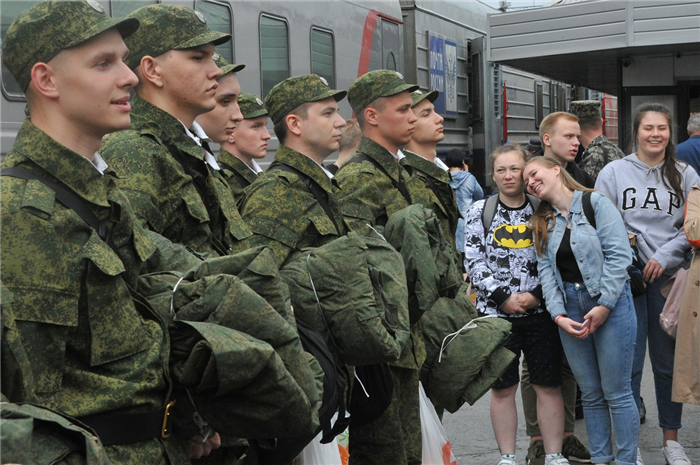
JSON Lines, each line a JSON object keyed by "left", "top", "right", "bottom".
{"left": 238, "top": 74, "right": 348, "bottom": 268}
{"left": 216, "top": 93, "right": 270, "bottom": 205}
{"left": 0, "top": 2, "right": 219, "bottom": 462}
{"left": 334, "top": 70, "right": 424, "bottom": 465}
{"left": 570, "top": 100, "right": 625, "bottom": 180}
{"left": 100, "top": 4, "right": 252, "bottom": 257}
{"left": 402, "top": 89, "right": 461, "bottom": 252}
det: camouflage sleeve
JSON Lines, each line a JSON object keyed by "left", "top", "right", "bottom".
{"left": 579, "top": 146, "right": 606, "bottom": 180}
{"left": 335, "top": 162, "right": 386, "bottom": 236}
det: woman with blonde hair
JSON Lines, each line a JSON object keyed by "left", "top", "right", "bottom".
{"left": 524, "top": 156, "right": 639, "bottom": 465}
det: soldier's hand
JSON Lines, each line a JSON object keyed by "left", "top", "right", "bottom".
{"left": 183, "top": 432, "right": 221, "bottom": 459}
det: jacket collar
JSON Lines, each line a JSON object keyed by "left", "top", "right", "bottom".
{"left": 357, "top": 136, "right": 402, "bottom": 182}
{"left": 272, "top": 144, "right": 336, "bottom": 193}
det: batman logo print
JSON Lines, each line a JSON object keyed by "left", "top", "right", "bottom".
{"left": 493, "top": 223, "right": 534, "bottom": 248}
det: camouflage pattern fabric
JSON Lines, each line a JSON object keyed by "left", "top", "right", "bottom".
{"left": 238, "top": 93, "right": 268, "bottom": 119}
{"left": 347, "top": 70, "right": 418, "bottom": 114}
{"left": 1, "top": 119, "right": 190, "bottom": 464}
{"left": 401, "top": 150, "right": 461, "bottom": 250}
{"left": 579, "top": 134, "right": 625, "bottom": 180}
{"left": 348, "top": 367, "right": 422, "bottom": 465}
{"left": 1, "top": 0, "right": 139, "bottom": 91}
{"left": 264, "top": 74, "right": 346, "bottom": 125}
{"left": 569, "top": 100, "right": 601, "bottom": 120}
{"left": 101, "top": 95, "right": 253, "bottom": 257}
{"left": 217, "top": 149, "right": 259, "bottom": 206}
{"left": 1, "top": 400, "right": 110, "bottom": 465}
{"left": 124, "top": 4, "right": 230, "bottom": 70}
{"left": 239, "top": 144, "right": 347, "bottom": 268}
{"left": 213, "top": 54, "right": 245, "bottom": 76}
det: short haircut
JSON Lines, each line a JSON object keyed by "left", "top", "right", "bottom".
{"left": 273, "top": 101, "right": 311, "bottom": 144}
{"left": 356, "top": 97, "right": 386, "bottom": 129}
{"left": 539, "top": 112, "right": 578, "bottom": 140}
{"left": 688, "top": 113, "right": 700, "bottom": 134}
{"left": 339, "top": 119, "right": 361, "bottom": 152}
{"left": 577, "top": 117, "right": 602, "bottom": 132}
{"left": 445, "top": 148, "right": 469, "bottom": 168}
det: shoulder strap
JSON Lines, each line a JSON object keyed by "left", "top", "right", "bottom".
{"left": 422, "top": 174, "right": 457, "bottom": 233}
{"left": 526, "top": 194, "right": 541, "bottom": 212}
{"left": 345, "top": 154, "right": 412, "bottom": 204}
{"left": 268, "top": 164, "right": 341, "bottom": 234}
{"left": 481, "top": 194, "right": 500, "bottom": 237}
{"left": 227, "top": 167, "right": 251, "bottom": 189}
{"left": 581, "top": 191, "right": 596, "bottom": 228}
{"left": 1, "top": 167, "right": 119, "bottom": 255}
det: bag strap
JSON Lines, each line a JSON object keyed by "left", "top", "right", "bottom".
{"left": 581, "top": 191, "right": 596, "bottom": 229}
{"left": 227, "top": 166, "right": 251, "bottom": 189}
{"left": 268, "top": 164, "right": 341, "bottom": 234}
{"left": 422, "top": 173, "right": 457, "bottom": 235}
{"left": 345, "top": 154, "right": 412, "bottom": 204}
{"left": 1, "top": 167, "right": 119, "bottom": 255}
{"left": 481, "top": 193, "right": 540, "bottom": 237}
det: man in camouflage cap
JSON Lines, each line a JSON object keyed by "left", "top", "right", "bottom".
{"left": 0, "top": 1, "right": 219, "bottom": 462}
{"left": 570, "top": 100, "right": 624, "bottom": 180}
{"left": 334, "top": 69, "right": 425, "bottom": 465}
{"left": 238, "top": 74, "right": 348, "bottom": 268}
{"left": 101, "top": 4, "right": 253, "bottom": 257}
{"left": 402, "top": 90, "right": 461, "bottom": 252}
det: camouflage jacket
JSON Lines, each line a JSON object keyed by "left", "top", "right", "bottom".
{"left": 218, "top": 148, "right": 259, "bottom": 206}
{"left": 1, "top": 119, "right": 190, "bottom": 464}
{"left": 579, "top": 134, "right": 625, "bottom": 180}
{"left": 401, "top": 150, "right": 461, "bottom": 250}
{"left": 239, "top": 145, "right": 347, "bottom": 268}
{"left": 334, "top": 136, "right": 425, "bottom": 370}
{"left": 101, "top": 95, "right": 252, "bottom": 256}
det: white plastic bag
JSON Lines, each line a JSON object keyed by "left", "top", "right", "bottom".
{"left": 297, "top": 429, "right": 343, "bottom": 465}
{"left": 420, "top": 382, "right": 457, "bottom": 465}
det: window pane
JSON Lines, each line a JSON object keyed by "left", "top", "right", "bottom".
{"left": 311, "top": 28, "right": 334, "bottom": 87}
{"left": 111, "top": 1, "right": 158, "bottom": 19}
{"left": 260, "top": 15, "right": 289, "bottom": 97}
{"left": 1, "top": 1, "right": 42, "bottom": 96}
{"left": 196, "top": 1, "right": 233, "bottom": 63}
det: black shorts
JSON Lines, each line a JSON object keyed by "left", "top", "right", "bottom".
{"left": 492, "top": 311, "right": 563, "bottom": 390}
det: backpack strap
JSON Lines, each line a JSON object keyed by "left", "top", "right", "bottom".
{"left": 1, "top": 167, "right": 119, "bottom": 255}
{"left": 581, "top": 191, "right": 596, "bottom": 228}
{"left": 345, "top": 154, "right": 412, "bottom": 204}
{"left": 268, "top": 164, "right": 341, "bottom": 234}
{"left": 481, "top": 193, "right": 540, "bottom": 238}
{"left": 422, "top": 174, "right": 458, "bottom": 235}
{"left": 226, "top": 167, "right": 251, "bottom": 189}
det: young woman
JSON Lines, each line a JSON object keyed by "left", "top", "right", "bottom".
{"left": 446, "top": 148, "right": 484, "bottom": 264}
{"left": 596, "top": 103, "right": 699, "bottom": 465}
{"left": 524, "top": 156, "right": 639, "bottom": 465}
{"left": 464, "top": 145, "right": 568, "bottom": 465}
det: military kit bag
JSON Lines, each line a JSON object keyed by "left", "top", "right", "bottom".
{"left": 280, "top": 231, "right": 411, "bottom": 367}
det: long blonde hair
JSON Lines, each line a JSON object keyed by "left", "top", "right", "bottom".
{"left": 526, "top": 157, "right": 594, "bottom": 255}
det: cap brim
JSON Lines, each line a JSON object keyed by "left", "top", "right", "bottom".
{"left": 244, "top": 109, "right": 268, "bottom": 120}
{"left": 312, "top": 89, "right": 347, "bottom": 104}
{"left": 412, "top": 89, "right": 439, "bottom": 107}
{"left": 220, "top": 63, "right": 246, "bottom": 76}
{"left": 175, "top": 30, "right": 231, "bottom": 50}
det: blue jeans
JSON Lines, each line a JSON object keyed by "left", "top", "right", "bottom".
{"left": 560, "top": 282, "right": 639, "bottom": 465}
{"left": 632, "top": 275, "right": 683, "bottom": 430}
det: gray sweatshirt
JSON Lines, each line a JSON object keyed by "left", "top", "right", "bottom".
{"left": 595, "top": 153, "right": 699, "bottom": 273}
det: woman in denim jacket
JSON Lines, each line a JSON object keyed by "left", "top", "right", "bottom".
{"left": 523, "top": 156, "right": 639, "bottom": 465}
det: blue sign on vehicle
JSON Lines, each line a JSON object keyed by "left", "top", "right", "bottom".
{"left": 429, "top": 32, "right": 457, "bottom": 117}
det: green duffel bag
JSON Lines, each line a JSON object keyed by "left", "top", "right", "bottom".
{"left": 420, "top": 295, "right": 515, "bottom": 413}
{"left": 280, "top": 232, "right": 411, "bottom": 367}
{"left": 1, "top": 400, "right": 110, "bottom": 465}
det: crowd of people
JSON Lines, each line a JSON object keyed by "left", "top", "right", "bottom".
{"left": 1, "top": 2, "right": 698, "bottom": 465}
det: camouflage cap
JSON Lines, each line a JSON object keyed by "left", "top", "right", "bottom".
{"left": 124, "top": 4, "right": 230, "bottom": 69}
{"left": 570, "top": 100, "right": 601, "bottom": 120}
{"left": 264, "top": 74, "right": 347, "bottom": 125}
{"left": 213, "top": 54, "right": 245, "bottom": 76}
{"left": 2, "top": 0, "right": 140, "bottom": 91}
{"left": 239, "top": 93, "right": 268, "bottom": 120}
{"left": 411, "top": 89, "right": 439, "bottom": 108}
{"left": 348, "top": 70, "right": 419, "bottom": 114}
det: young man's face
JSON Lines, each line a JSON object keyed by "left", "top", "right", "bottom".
{"left": 297, "top": 97, "right": 346, "bottom": 159}
{"left": 375, "top": 91, "right": 417, "bottom": 149}
{"left": 50, "top": 28, "right": 138, "bottom": 139}
{"left": 157, "top": 43, "right": 222, "bottom": 119}
{"left": 544, "top": 118, "right": 580, "bottom": 163}
{"left": 411, "top": 99, "right": 444, "bottom": 145}
{"left": 195, "top": 72, "right": 242, "bottom": 144}
{"left": 231, "top": 115, "right": 271, "bottom": 163}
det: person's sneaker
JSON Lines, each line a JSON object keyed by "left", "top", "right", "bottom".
{"left": 639, "top": 396, "right": 646, "bottom": 424}
{"left": 637, "top": 448, "right": 644, "bottom": 465}
{"left": 662, "top": 440, "right": 692, "bottom": 464}
{"left": 498, "top": 458, "right": 518, "bottom": 465}
{"left": 526, "top": 440, "right": 545, "bottom": 465}
{"left": 545, "top": 457, "right": 570, "bottom": 465}
{"left": 562, "top": 435, "right": 591, "bottom": 463}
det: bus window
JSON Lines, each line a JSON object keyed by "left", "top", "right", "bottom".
{"left": 381, "top": 20, "right": 400, "bottom": 71}
{"left": 111, "top": 1, "right": 158, "bottom": 19}
{"left": 311, "top": 27, "right": 334, "bottom": 87}
{"left": 260, "top": 14, "right": 289, "bottom": 97}
{"left": 195, "top": 1, "right": 234, "bottom": 64}
{"left": 1, "top": 1, "right": 42, "bottom": 99}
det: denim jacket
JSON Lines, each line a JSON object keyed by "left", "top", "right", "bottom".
{"left": 537, "top": 190, "right": 632, "bottom": 318}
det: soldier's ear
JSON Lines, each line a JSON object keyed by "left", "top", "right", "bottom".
{"left": 139, "top": 56, "right": 163, "bottom": 88}
{"left": 30, "top": 62, "right": 59, "bottom": 99}
{"left": 286, "top": 113, "right": 302, "bottom": 137}
{"left": 364, "top": 106, "right": 379, "bottom": 127}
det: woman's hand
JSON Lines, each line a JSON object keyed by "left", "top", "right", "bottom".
{"left": 183, "top": 432, "right": 222, "bottom": 459}
{"left": 584, "top": 305, "right": 611, "bottom": 333}
{"left": 643, "top": 258, "right": 664, "bottom": 283}
{"left": 502, "top": 294, "right": 527, "bottom": 315}
{"left": 555, "top": 315, "right": 590, "bottom": 339}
